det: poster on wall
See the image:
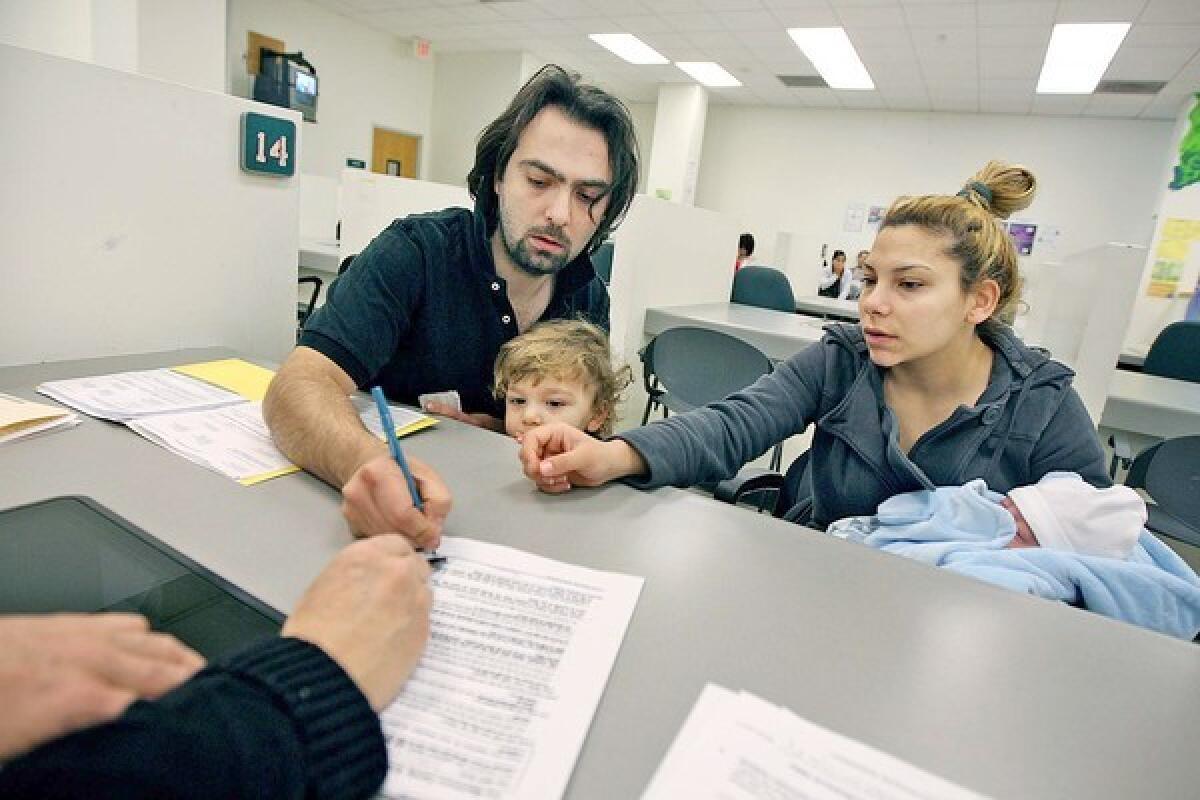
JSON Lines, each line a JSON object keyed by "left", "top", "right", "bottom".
{"left": 866, "top": 205, "right": 886, "bottom": 228}
{"left": 1006, "top": 222, "right": 1038, "bottom": 256}
{"left": 1146, "top": 217, "right": 1200, "bottom": 298}
{"left": 844, "top": 203, "right": 866, "bottom": 232}
{"left": 1168, "top": 94, "right": 1200, "bottom": 191}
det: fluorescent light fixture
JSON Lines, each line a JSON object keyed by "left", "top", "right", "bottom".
{"left": 675, "top": 61, "right": 741, "bottom": 88}
{"left": 588, "top": 33, "right": 667, "bottom": 65}
{"left": 1036, "top": 23, "right": 1130, "bottom": 94}
{"left": 786, "top": 27, "right": 874, "bottom": 90}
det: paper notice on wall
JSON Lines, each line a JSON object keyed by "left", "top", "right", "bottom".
{"left": 844, "top": 203, "right": 866, "bottom": 232}
{"left": 1147, "top": 217, "right": 1200, "bottom": 298}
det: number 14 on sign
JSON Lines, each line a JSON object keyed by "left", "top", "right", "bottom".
{"left": 256, "top": 131, "right": 289, "bottom": 167}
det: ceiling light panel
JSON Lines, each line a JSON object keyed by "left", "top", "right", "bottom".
{"left": 787, "top": 27, "right": 875, "bottom": 90}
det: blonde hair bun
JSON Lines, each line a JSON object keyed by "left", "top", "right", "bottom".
{"left": 960, "top": 160, "right": 1036, "bottom": 220}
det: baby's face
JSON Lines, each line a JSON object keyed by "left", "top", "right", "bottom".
{"left": 503, "top": 376, "right": 604, "bottom": 438}
{"left": 1000, "top": 496, "right": 1039, "bottom": 549}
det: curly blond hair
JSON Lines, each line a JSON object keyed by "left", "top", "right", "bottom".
{"left": 881, "top": 160, "right": 1036, "bottom": 325}
{"left": 493, "top": 319, "right": 632, "bottom": 437}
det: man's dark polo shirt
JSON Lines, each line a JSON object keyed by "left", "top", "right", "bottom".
{"left": 299, "top": 206, "right": 610, "bottom": 416}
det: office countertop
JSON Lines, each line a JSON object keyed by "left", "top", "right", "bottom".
{"left": 2, "top": 348, "right": 1199, "bottom": 799}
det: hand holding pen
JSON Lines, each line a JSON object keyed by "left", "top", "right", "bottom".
{"left": 339, "top": 389, "right": 452, "bottom": 552}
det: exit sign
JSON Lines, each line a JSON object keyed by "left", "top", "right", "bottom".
{"left": 240, "top": 112, "right": 296, "bottom": 176}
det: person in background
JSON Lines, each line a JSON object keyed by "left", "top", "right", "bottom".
{"left": 735, "top": 232, "right": 755, "bottom": 272}
{"left": 263, "top": 64, "right": 640, "bottom": 548}
{"left": 818, "top": 249, "right": 861, "bottom": 299}
{"left": 517, "top": 161, "right": 1111, "bottom": 532}
{"left": 0, "top": 535, "right": 432, "bottom": 799}
{"left": 494, "top": 318, "right": 631, "bottom": 439}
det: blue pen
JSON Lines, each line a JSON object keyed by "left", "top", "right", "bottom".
{"left": 371, "top": 387, "right": 444, "bottom": 567}
{"left": 371, "top": 386, "right": 423, "bottom": 512}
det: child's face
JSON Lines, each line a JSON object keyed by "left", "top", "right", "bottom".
{"left": 503, "top": 375, "right": 606, "bottom": 438}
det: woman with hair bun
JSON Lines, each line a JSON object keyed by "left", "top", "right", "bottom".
{"left": 518, "top": 161, "right": 1110, "bottom": 529}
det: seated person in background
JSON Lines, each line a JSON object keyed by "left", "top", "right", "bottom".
{"left": 827, "top": 473, "right": 1200, "bottom": 640}
{"left": 827, "top": 471, "right": 1146, "bottom": 558}
{"left": 734, "top": 232, "right": 755, "bottom": 272}
{"left": 517, "top": 161, "right": 1112, "bottom": 532}
{"left": 263, "top": 64, "right": 640, "bottom": 547}
{"left": 817, "top": 249, "right": 861, "bottom": 300}
{"left": 494, "top": 318, "right": 631, "bottom": 439}
{"left": 0, "top": 535, "right": 432, "bottom": 799}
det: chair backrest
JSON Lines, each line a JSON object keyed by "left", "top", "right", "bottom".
{"left": 1141, "top": 435, "right": 1200, "bottom": 527}
{"left": 591, "top": 242, "right": 614, "bottom": 285}
{"left": 337, "top": 254, "right": 357, "bottom": 276}
{"left": 1143, "top": 321, "right": 1200, "bottom": 383}
{"left": 774, "top": 449, "right": 812, "bottom": 518}
{"left": 642, "top": 327, "right": 773, "bottom": 411}
{"left": 732, "top": 266, "right": 796, "bottom": 313}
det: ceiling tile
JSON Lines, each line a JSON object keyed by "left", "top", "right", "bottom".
{"left": 979, "top": 96, "right": 1032, "bottom": 114}
{"left": 1030, "top": 94, "right": 1090, "bottom": 115}
{"left": 835, "top": 90, "right": 887, "bottom": 108}
{"left": 1139, "top": 0, "right": 1200, "bottom": 25}
{"left": 1083, "top": 93, "right": 1153, "bottom": 116}
{"left": 844, "top": 25, "right": 912, "bottom": 46}
{"left": 1105, "top": 46, "right": 1197, "bottom": 79}
{"left": 769, "top": 7, "right": 841, "bottom": 26}
{"left": 977, "top": 25, "right": 1052, "bottom": 48}
{"left": 649, "top": 0, "right": 708, "bottom": 13}
{"left": 699, "top": 0, "right": 766, "bottom": 10}
{"left": 910, "top": 26, "right": 977, "bottom": 51}
{"left": 734, "top": 30, "right": 797, "bottom": 48}
{"left": 833, "top": 5, "right": 906, "bottom": 26}
{"left": 714, "top": 10, "right": 785, "bottom": 30}
{"left": 1124, "top": 24, "right": 1200, "bottom": 47}
{"left": 486, "top": 2, "right": 551, "bottom": 21}
{"left": 977, "top": 1, "right": 1057, "bottom": 27}
{"left": 608, "top": 14, "right": 678, "bottom": 34}
{"left": 1055, "top": 0, "right": 1145, "bottom": 23}
{"left": 660, "top": 11, "right": 726, "bottom": 31}
{"left": 979, "top": 46, "right": 1046, "bottom": 78}
{"left": 903, "top": 3, "right": 976, "bottom": 27}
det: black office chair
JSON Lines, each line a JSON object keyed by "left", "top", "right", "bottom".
{"left": 731, "top": 265, "right": 796, "bottom": 313}
{"left": 337, "top": 254, "right": 356, "bottom": 276}
{"left": 639, "top": 326, "right": 783, "bottom": 470}
{"left": 1123, "top": 435, "right": 1200, "bottom": 549}
{"left": 591, "top": 242, "right": 614, "bottom": 286}
{"left": 1109, "top": 321, "right": 1200, "bottom": 476}
{"left": 714, "top": 450, "right": 811, "bottom": 517}
{"left": 296, "top": 276, "right": 322, "bottom": 339}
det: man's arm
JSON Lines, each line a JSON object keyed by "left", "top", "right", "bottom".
{"left": 264, "top": 346, "right": 382, "bottom": 488}
{"left": 263, "top": 346, "right": 451, "bottom": 546}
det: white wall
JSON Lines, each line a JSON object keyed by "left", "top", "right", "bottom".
{"left": 627, "top": 101, "right": 656, "bottom": 193}
{"left": 1125, "top": 94, "right": 1200, "bottom": 352}
{"left": 227, "top": 0, "right": 434, "bottom": 180}
{"left": 0, "top": 0, "right": 224, "bottom": 90}
{"left": 428, "top": 51, "right": 528, "bottom": 187}
{"left": 138, "top": 0, "right": 224, "bottom": 92}
{"left": 338, "top": 170, "right": 471, "bottom": 258}
{"left": 0, "top": 44, "right": 297, "bottom": 366}
{"left": 694, "top": 106, "right": 1174, "bottom": 316}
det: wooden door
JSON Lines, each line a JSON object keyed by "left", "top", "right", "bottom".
{"left": 371, "top": 128, "right": 419, "bottom": 178}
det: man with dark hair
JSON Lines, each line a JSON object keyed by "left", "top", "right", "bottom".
{"left": 735, "top": 232, "right": 755, "bottom": 271}
{"left": 264, "top": 65, "right": 639, "bottom": 546}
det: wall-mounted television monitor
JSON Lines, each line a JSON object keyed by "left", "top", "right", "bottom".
{"left": 254, "top": 51, "right": 318, "bottom": 123}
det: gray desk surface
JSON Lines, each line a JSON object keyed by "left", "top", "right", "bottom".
{"left": 3, "top": 349, "right": 1199, "bottom": 799}
{"left": 794, "top": 294, "right": 860, "bottom": 321}
{"left": 645, "top": 302, "right": 826, "bottom": 361}
{"left": 1099, "top": 369, "right": 1200, "bottom": 440}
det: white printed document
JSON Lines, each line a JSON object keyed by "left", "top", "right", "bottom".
{"left": 38, "top": 368, "right": 243, "bottom": 421}
{"left": 127, "top": 402, "right": 432, "bottom": 486}
{"left": 380, "top": 537, "right": 644, "bottom": 800}
{"left": 644, "top": 684, "right": 986, "bottom": 800}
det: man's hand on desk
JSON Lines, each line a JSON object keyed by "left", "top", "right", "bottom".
{"left": 282, "top": 535, "right": 432, "bottom": 712}
{"left": 342, "top": 454, "right": 451, "bottom": 550}
{"left": 517, "top": 423, "right": 647, "bottom": 493}
{"left": 422, "top": 402, "right": 505, "bottom": 433}
{"left": 0, "top": 613, "right": 204, "bottom": 760}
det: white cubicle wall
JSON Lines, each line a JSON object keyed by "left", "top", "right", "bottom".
{"left": 1020, "top": 243, "right": 1146, "bottom": 425}
{"left": 0, "top": 44, "right": 298, "bottom": 367}
{"left": 338, "top": 169, "right": 471, "bottom": 259}
{"left": 299, "top": 173, "right": 340, "bottom": 242}
{"left": 608, "top": 195, "right": 740, "bottom": 428}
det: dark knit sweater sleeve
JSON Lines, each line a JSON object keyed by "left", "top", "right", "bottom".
{"left": 0, "top": 637, "right": 388, "bottom": 800}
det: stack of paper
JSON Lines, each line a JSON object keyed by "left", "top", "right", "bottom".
{"left": 37, "top": 359, "right": 436, "bottom": 486}
{"left": 380, "top": 537, "right": 644, "bottom": 800}
{"left": 38, "top": 368, "right": 245, "bottom": 421}
{"left": 644, "top": 684, "right": 985, "bottom": 800}
{"left": 0, "top": 393, "right": 80, "bottom": 444}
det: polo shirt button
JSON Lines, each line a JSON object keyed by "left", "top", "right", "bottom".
{"left": 491, "top": 282, "right": 500, "bottom": 291}
{"left": 502, "top": 314, "right": 512, "bottom": 324}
